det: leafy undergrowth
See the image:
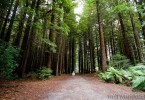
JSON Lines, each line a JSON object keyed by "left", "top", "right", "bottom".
{"left": 27, "top": 67, "right": 53, "bottom": 80}
{"left": 0, "top": 41, "right": 20, "bottom": 80}
{"left": 98, "top": 64, "right": 145, "bottom": 91}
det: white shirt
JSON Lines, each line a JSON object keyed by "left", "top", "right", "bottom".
{"left": 72, "top": 72, "right": 75, "bottom": 76}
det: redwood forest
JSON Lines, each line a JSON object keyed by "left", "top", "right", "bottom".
{"left": 0, "top": 0, "right": 145, "bottom": 99}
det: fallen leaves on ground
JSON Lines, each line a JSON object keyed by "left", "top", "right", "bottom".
{"left": 0, "top": 75, "right": 70, "bottom": 100}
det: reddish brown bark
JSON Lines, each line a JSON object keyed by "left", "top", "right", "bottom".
{"left": 96, "top": 0, "right": 107, "bottom": 71}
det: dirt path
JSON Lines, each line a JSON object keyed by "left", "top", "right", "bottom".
{"left": 0, "top": 74, "right": 145, "bottom": 100}
{"left": 44, "top": 75, "right": 145, "bottom": 100}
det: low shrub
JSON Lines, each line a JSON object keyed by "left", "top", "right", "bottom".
{"left": 109, "top": 53, "right": 131, "bottom": 69}
{"left": 38, "top": 67, "right": 53, "bottom": 79}
{"left": 0, "top": 41, "right": 20, "bottom": 80}
{"left": 99, "top": 67, "right": 124, "bottom": 84}
{"left": 27, "top": 72, "right": 38, "bottom": 79}
{"left": 27, "top": 67, "right": 53, "bottom": 80}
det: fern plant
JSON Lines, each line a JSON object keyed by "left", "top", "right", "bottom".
{"left": 128, "top": 64, "right": 145, "bottom": 80}
{"left": 98, "top": 63, "right": 145, "bottom": 91}
{"left": 130, "top": 64, "right": 145, "bottom": 90}
{"left": 109, "top": 53, "right": 131, "bottom": 69}
{"left": 99, "top": 67, "right": 123, "bottom": 84}
{"left": 99, "top": 72, "right": 114, "bottom": 82}
{"left": 132, "top": 76, "right": 145, "bottom": 90}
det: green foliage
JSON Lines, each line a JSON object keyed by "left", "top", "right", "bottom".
{"left": 38, "top": 67, "right": 53, "bottom": 79}
{"left": 128, "top": 64, "right": 145, "bottom": 77}
{"left": 26, "top": 72, "right": 38, "bottom": 79}
{"left": 99, "top": 72, "right": 114, "bottom": 82}
{"left": 0, "top": 42, "right": 20, "bottom": 80}
{"left": 42, "top": 38, "right": 57, "bottom": 53}
{"left": 109, "top": 53, "right": 131, "bottom": 69}
{"left": 99, "top": 63, "right": 145, "bottom": 91}
{"left": 112, "top": 2, "right": 133, "bottom": 13}
{"left": 132, "top": 76, "right": 145, "bottom": 90}
{"left": 99, "top": 67, "right": 123, "bottom": 83}
{"left": 129, "top": 64, "right": 145, "bottom": 90}
{"left": 62, "top": 0, "right": 73, "bottom": 13}
{"left": 27, "top": 67, "right": 53, "bottom": 80}
{"left": 120, "top": 69, "right": 132, "bottom": 81}
{"left": 59, "top": 21, "right": 70, "bottom": 35}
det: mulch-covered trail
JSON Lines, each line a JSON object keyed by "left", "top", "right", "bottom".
{"left": 0, "top": 74, "right": 145, "bottom": 100}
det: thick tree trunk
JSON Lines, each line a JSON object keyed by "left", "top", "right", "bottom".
{"left": 47, "top": 3, "right": 56, "bottom": 68}
{"left": 18, "top": 0, "right": 37, "bottom": 77}
{"left": 23, "top": 0, "right": 41, "bottom": 75}
{"left": 60, "top": 36, "right": 66, "bottom": 74}
{"left": 88, "top": 29, "right": 95, "bottom": 73}
{"left": 96, "top": 0, "right": 107, "bottom": 71}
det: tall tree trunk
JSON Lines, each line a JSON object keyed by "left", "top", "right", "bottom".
{"left": 96, "top": 0, "right": 107, "bottom": 71}
{"left": 22, "top": 0, "right": 41, "bottom": 75}
{"left": 68, "top": 37, "right": 72, "bottom": 73}
{"left": 60, "top": 36, "right": 66, "bottom": 74}
{"left": 13, "top": 0, "right": 29, "bottom": 47}
{"left": 47, "top": 2, "right": 56, "bottom": 68}
{"left": 64, "top": 40, "right": 68, "bottom": 73}
{"left": 84, "top": 34, "right": 87, "bottom": 73}
{"left": 129, "top": 13, "right": 143, "bottom": 62}
{"left": 55, "top": 34, "right": 61, "bottom": 76}
{"left": 118, "top": 13, "right": 135, "bottom": 63}
{"left": 111, "top": 23, "right": 116, "bottom": 55}
{"left": 0, "top": 0, "right": 14, "bottom": 40}
{"left": 18, "top": 0, "right": 37, "bottom": 77}
{"left": 5, "top": 0, "right": 19, "bottom": 42}
{"left": 78, "top": 39, "right": 81, "bottom": 73}
{"left": 71, "top": 38, "right": 75, "bottom": 72}
{"left": 79, "top": 38, "right": 83, "bottom": 73}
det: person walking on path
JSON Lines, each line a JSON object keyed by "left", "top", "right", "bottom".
{"left": 72, "top": 71, "right": 75, "bottom": 78}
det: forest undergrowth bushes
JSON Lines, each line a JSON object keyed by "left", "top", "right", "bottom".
{"left": 0, "top": 41, "right": 53, "bottom": 80}
{"left": 27, "top": 67, "right": 53, "bottom": 80}
{"left": 98, "top": 53, "right": 145, "bottom": 91}
{"left": 109, "top": 53, "right": 131, "bottom": 69}
{"left": 0, "top": 41, "right": 20, "bottom": 80}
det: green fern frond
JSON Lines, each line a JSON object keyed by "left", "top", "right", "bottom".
{"left": 132, "top": 76, "right": 145, "bottom": 90}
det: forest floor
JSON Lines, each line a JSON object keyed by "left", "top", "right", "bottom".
{"left": 0, "top": 74, "right": 145, "bottom": 100}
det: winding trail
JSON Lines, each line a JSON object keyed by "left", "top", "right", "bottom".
{"left": 43, "top": 75, "right": 145, "bottom": 100}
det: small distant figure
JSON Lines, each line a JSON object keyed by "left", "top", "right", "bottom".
{"left": 72, "top": 71, "right": 75, "bottom": 78}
